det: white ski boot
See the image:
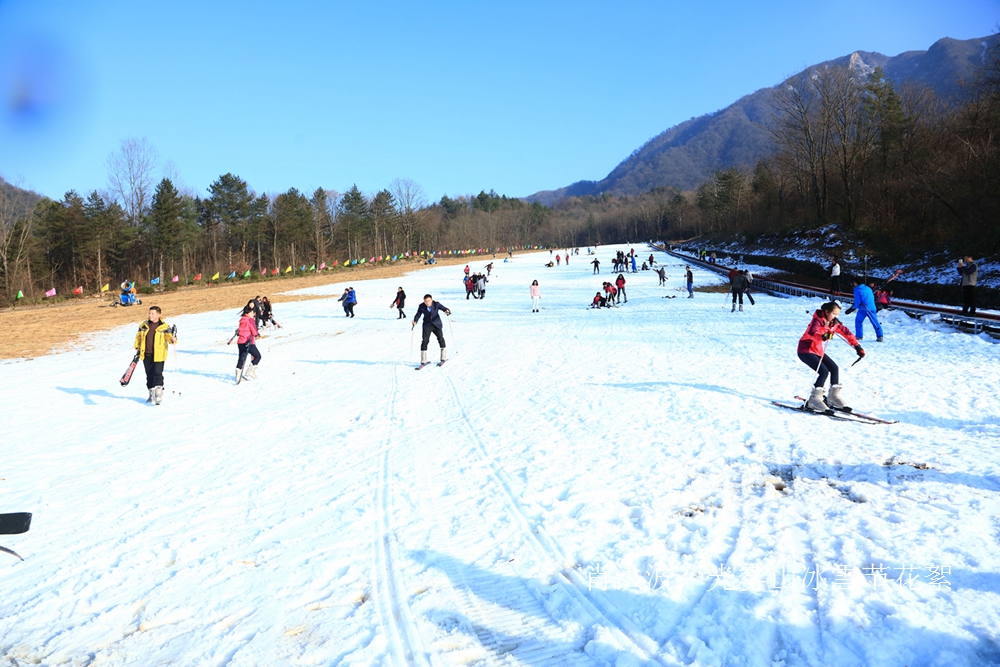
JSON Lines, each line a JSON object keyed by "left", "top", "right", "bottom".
{"left": 235, "top": 368, "right": 244, "bottom": 384}
{"left": 805, "top": 386, "right": 828, "bottom": 412}
{"left": 153, "top": 386, "right": 164, "bottom": 405}
{"left": 826, "top": 384, "right": 850, "bottom": 411}
{"left": 146, "top": 389, "right": 154, "bottom": 404}
{"left": 417, "top": 350, "right": 429, "bottom": 369}
{"left": 246, "top": 364, "right": 258, "bottom": 380}
{"left": 739, "top": 304, "right": 743, "bottom": 312}
{"left": 731, "top": 304, "right": 736, "bottom": 312}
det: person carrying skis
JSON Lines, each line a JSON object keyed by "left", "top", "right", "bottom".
{"left": 616, "top": 273, "right": 627, "bottom": 303}
{"left": 486, "top": 262, "right": 493, "bottom": 276}
{"left": 133, "top": 306, "right": 176, "bottom": 405}
{"left": 591, "top": 258, "right": 600, "bottom": 274}
{"left": 648, "top": 253, "right": 655, "bottom": 267}
{"left": 798, "top": 301, "right": 865, "bottom": 412}
{"left": 844, "top": 278, "right": 884, "bottom": 342}
{"left": 530, "top": 280, "right": 541, "bottom": 312}
{"left": 412, "top": 294, "right": 451, "bottom": 368}
{"left": 391, "top": 287, "right": 407, "bottom": 319}
{"left": 235, "top": 304, "right": 261, "bottom": 382}
{"left": 731, "top": 271, "right": 747, "bottom": 312}
{"left": 658, "top": 267, "right": 667, "bottom": 286}
{"left": 686, "top": 266, "right": 694, "bottom": 298}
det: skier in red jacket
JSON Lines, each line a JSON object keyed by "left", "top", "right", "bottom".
{"left": 615, "top": 274, "right": 627, "bottom": 303}
{"left": 797, "top": 301, "right": 864, "bottom": 412}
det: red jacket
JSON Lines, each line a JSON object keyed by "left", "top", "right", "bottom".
{"left": 797, "top": 310, "right": 858, "bottom": 355}
{"left": 616, "top": 276, "right": 626, "bottom": 288}
{"left": 237, "top": 314, "right": 259, "bottom": 344}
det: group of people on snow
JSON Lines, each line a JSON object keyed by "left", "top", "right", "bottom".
{"left": 338, "top": 287, "right": 358, "bottom": 317}
{"left": 464, "top": 272, "right": 488, "bottom": 299}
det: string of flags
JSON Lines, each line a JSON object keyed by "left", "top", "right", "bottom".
{"left": 19, "top": 246, "right": 544, "bottom": 298}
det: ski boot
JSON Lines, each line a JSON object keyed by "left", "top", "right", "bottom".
{"left": 805, "top": 386, "right": 828, "bottom": 412}
{"left": 146, "top": 389, "right": 154, "bottom": 404}
{"left": 246, "top": 364, "right": 258, "bottom": 380}
{"left": 438, "top": 348, "right": 448, "bottom": 366}
{"left": 731, "top": 304, "right": 736, "bottom": 313}
{"left": 825, "top": 384, "right": 850, "bottom": 411}
{"left": 876, "top": 337, "right": 884, "bottom": 342}
{"left": 153, "top": 386, "right": 164, "bottom": 405}
{"left": 235, "top": 368, "right": 243, "bottom": 384}
{"left": 739, "top": 304, "right": 743, "bottom": 312}
{"left": 416, "top": 351, "right": 429, "bottom": 370}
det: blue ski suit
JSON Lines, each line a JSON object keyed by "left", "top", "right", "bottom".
{"left": 851, "top": 284, "right": 883, "bottom": 340}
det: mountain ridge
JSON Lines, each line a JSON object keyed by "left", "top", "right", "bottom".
{"left": 526, "top": 34, "right": 1000, "bottom": 205}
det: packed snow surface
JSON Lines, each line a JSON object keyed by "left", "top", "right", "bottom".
{"left": 2, "top": 245, "right": 999, "bottom": 667}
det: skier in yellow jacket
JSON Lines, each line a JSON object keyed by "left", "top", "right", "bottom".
{"left": 133, "top": 306, "right": 176, "bottom": 405}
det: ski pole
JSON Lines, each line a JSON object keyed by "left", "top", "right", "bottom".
{"left": 409, "top": 325, "right": 415, "bottom": 364}
{"left": 446, "top": 314, "right": 456, "bottom": 356}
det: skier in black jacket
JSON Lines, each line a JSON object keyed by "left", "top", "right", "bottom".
{"left": 391, "top": 287, "right": 406, "bottom": 319}
{"left": 412, "top": 294, "right": 451, "bottom": 368}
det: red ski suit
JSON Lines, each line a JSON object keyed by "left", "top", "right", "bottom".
{"left": 797, "top": 310, "right": 858, "bottom": 356}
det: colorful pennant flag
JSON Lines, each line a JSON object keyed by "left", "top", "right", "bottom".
{"left": 16, "top": 290, "right": 24, "bottom": 299}
{"left": 150, "top": 277, "right": 160, "bottom": 285}
{"left": 271, "top": 268, "right": 279, "bottom": 275}
{"left": 243, "top": 270, "right": 251, "bottom": 278}
{"left": 45, "top": 288, "right": 56, "bottom": 298}
{"left": 333, "top": 260, "right": 338, "bottom": 267}
{"left": 211, "top": 272, "right": 220, "bottom": 280}
{"left": 320, "top": 262, "right": 326, "bottom": 270}
{"left": 351, "top": 260, "right": 357, "bottom": 265}
{"left": 72, "top": 286, "right": 83, "bottom": 295}
{"left": 309, "top": 264, "right": 315, "bottom": 271}
{"left": 227, "top": 271, "right": 236, "bottom": 279}
{"left": 195, "top": 273, "right": 202, "bottom": 281}
{"left": 172, "top": 275, "right": 179, "bottom": 283}
{"left": 101, "top": 283, "right": 109, "bottom": 292}
{"left": 285, "top": 266, "right": 292, "bottom": 273}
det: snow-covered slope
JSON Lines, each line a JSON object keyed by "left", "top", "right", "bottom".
{"left": 2, "top": 246, "right": 998, "bottom": 666}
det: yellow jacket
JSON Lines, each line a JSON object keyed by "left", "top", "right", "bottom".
{"left": 134, "top": 320, "right": 175, "bottom": 362}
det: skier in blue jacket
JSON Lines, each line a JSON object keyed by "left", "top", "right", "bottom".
{"left": 844, "top": 278, "right": 883, "bottom": 342}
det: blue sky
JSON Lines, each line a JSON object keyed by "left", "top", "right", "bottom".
{"left": 1, "top": 0, "right": 997, "bottom": 203}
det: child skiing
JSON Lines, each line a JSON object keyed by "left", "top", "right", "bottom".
{"left": 797, "top": 301, "right": 865, "bottom": 412}
{"left": 412, "top": 294, "right": 452, "bottom": 368}
{"left": 530, "top": 280, "right": 541, "bottom": 312}
{"left": 258, "top": 296, "right": 282, "bottom": 331}
{"left": 235, "top": 304, "right": 262, "bottom": 383}
{"left": 391, "top": 287, "right": 407, "bottom": 319}
{"left": 133, "top": 306, "right": 176, "bottom": 405}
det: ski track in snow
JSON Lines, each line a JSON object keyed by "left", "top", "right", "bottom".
{"left": 2, "top": 245, "right": 1000, "bottom": 667}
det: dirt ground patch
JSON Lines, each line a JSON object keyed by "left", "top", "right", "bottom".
{"left": 0, "top": 255, "right": 486, "bottom": 360}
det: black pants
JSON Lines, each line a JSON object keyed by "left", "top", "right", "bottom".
{"left": 397, "top": 308, "right": 405, "bottom": 319}
{"left": 618, "top": 287, "right": 626, "bottom": 302}
{"left": 237, "top": 342, "right": 261, "bottom": 369}
{"left": 798, "top": 352, "right": 839, "bottom": 387}
{"left": 962, "top": 285, "right": 976, "bottom": 315}
{"left": 593, "top": 267, "right": 599, "bottom": 274}
{"left": 830, "top": 276, "right": 841, "bottom": 295}
{"left": 346, "top": 302, "right": 355, "bottom": 317}
{"left": 143, "top": 356, "right": 164, "bottom": 389}
{"left": 420, "top": 325, "right": 445, "bottom": 351}
{"left": 732, "top": 288, "right": 744, "bottom": 305}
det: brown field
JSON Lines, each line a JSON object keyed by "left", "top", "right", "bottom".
{"left": 0, "top": 255, "right": 484, "bottom": 360}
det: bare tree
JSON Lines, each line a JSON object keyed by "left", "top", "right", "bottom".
{"left": 107, "top": 137, "right": 159, "bottom": 226}
{"left": 390, "top": 178, "right": 426, "bottom": 251}
{"left": 0, "top": 178, "right": 35, "bottom": 303}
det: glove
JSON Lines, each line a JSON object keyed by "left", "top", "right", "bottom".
{"left": 829, "top": 317, "right": 840, "bottom": 327}
{"left": 411, "top": 322, "right": 416, "bottom": 330}
{"left": 844, "top": 307, "right": 855, "bottom": 315}
{"left": 822, "top": 331, "right": 834, "bottom": 341}
{"left": 855, "top": 345, "right": 865, "bottom": 357}
{"left": 445, "top": 310, "right": 451, "bottom": 316}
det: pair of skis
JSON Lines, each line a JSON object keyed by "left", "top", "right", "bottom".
{"left": 415, "top": 360, "right": 447, "bottom": 370}
{"left": 771, "top": 397, "right": 897, "bottom": 424}
{"left": 1, "top": 512, "right": 31, "bottom": 561}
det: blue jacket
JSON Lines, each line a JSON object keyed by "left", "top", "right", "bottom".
{"left": 413, "top": 301, "right": 449, "bottom": 328}
{"left": 347, "top": 289, "right": 357, "bottom": 304}
{"left": 852, "top": 284, "right": 876, "bottom": 312}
